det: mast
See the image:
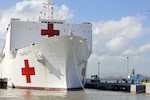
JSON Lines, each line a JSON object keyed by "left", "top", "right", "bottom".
{"left": 41, "top": 0, "right": 54, "bottom": 19}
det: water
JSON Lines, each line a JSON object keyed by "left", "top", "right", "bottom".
{"left": 0, "top": 88, "right": 150, "bottom": 100}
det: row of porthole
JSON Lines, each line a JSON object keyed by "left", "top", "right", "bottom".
{"left": 28, "top": 27, "right": 91, "bottom": 33}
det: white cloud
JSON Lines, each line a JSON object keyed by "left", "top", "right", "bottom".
{"left": 123, "top": 44, "right": 150, "bottom": 56}
{"left": 92, "top": 15, "right": 147, "bottom": 54}
{"left": 93, "top": 15, "right": 144, "bottom": 37}
{"left": 55, "top": 4, "right": 74, "bottom": 20}
{"left": 140, "top": 44, "right": 150, "bottom": 53}
{"left": 106, "top": 37, "right": 128, "bottom": 51}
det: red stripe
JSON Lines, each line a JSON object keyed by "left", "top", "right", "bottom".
{"left": 15, "top": 86, "right": 82, "bottom": 91}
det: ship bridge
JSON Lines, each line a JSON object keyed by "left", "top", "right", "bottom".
{"left": 39, "top": 18, "right": 65, "bottom": 24}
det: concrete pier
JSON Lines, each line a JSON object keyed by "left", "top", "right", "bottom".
{"left": 85, "top": 80, "right": 147, "bottom": 93}
{"left": 145, "top": 84, "right": 150, "bottom": 94}
{"left": 130, "top": 84, "right": 145, "bottom": 93}
{"left": 85, "top": 82, "right": 131, "bottom": 92}
{"left": 85, "top": 77, "right": 148, "bottom": 93}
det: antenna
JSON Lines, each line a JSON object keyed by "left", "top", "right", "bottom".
{"left": 42, "top": 0, "right": 54, "bottom": 19}
{"left": 69, "top": 24, "right": 73, "bottom": 35}
{"left": 51, "top": 4, "right": 54, "bottom": 19}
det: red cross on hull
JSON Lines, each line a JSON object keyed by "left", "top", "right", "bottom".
{"left": 41, "top": 24, "right": 60, "bottom": 37}
{"left": 22, "top": 60, "right": 35, "bottom": 83}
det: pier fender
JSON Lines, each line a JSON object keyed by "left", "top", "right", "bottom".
{"left": 12, "top": 83, "right": 15, "bottom": 88}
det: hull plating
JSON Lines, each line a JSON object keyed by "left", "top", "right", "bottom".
{"left": 1, "top": 35, "right": 90, "bottom": 90}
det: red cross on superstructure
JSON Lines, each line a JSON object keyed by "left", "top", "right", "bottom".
{"left": 41, "top": 24, "right": 60, "bottom": 37}
{"left": 21, "top": 60, "right": 35, "bottom": 83}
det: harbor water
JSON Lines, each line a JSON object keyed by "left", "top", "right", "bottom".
{"left": 0, "top": 88, "right": 150, "bottom": 100}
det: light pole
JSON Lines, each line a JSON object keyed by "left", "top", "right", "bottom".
{"left": 98, "top": 62, "right": 100, "bottom": 79}
{"left": 126, "top": 56, "right": 129, "bottom": 77}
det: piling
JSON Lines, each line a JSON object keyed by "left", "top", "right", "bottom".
{"left": 146, "top": 84, "right": 150, "bottom": 94}
{"left": 0, "top": 78, "right": 7, "bottom": 89}
{"left": 130, "top": 84, "right": 145, "bottom": 93}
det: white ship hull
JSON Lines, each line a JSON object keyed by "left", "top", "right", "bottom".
{"left": 3, "top": 35, "right": 90, "bottom": 90}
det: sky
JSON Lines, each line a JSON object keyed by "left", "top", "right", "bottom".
{"left": 0, "top": 0, "right": 150, "bottom": 78}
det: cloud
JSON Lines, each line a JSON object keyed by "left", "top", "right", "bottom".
{"left": 92, "top": 15, "right": 147, "bottom": 55}
{"left": 123, "top": 44, "right": 150, "bottom": 56}
{"left": 93, "top": 15, "right": 144, "bottom": 36}
{"left": 106, "top": 37, "right": 128, "bottom": 51}
{"left": 55, "top": 4, "right": 74, "bottom": 20}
